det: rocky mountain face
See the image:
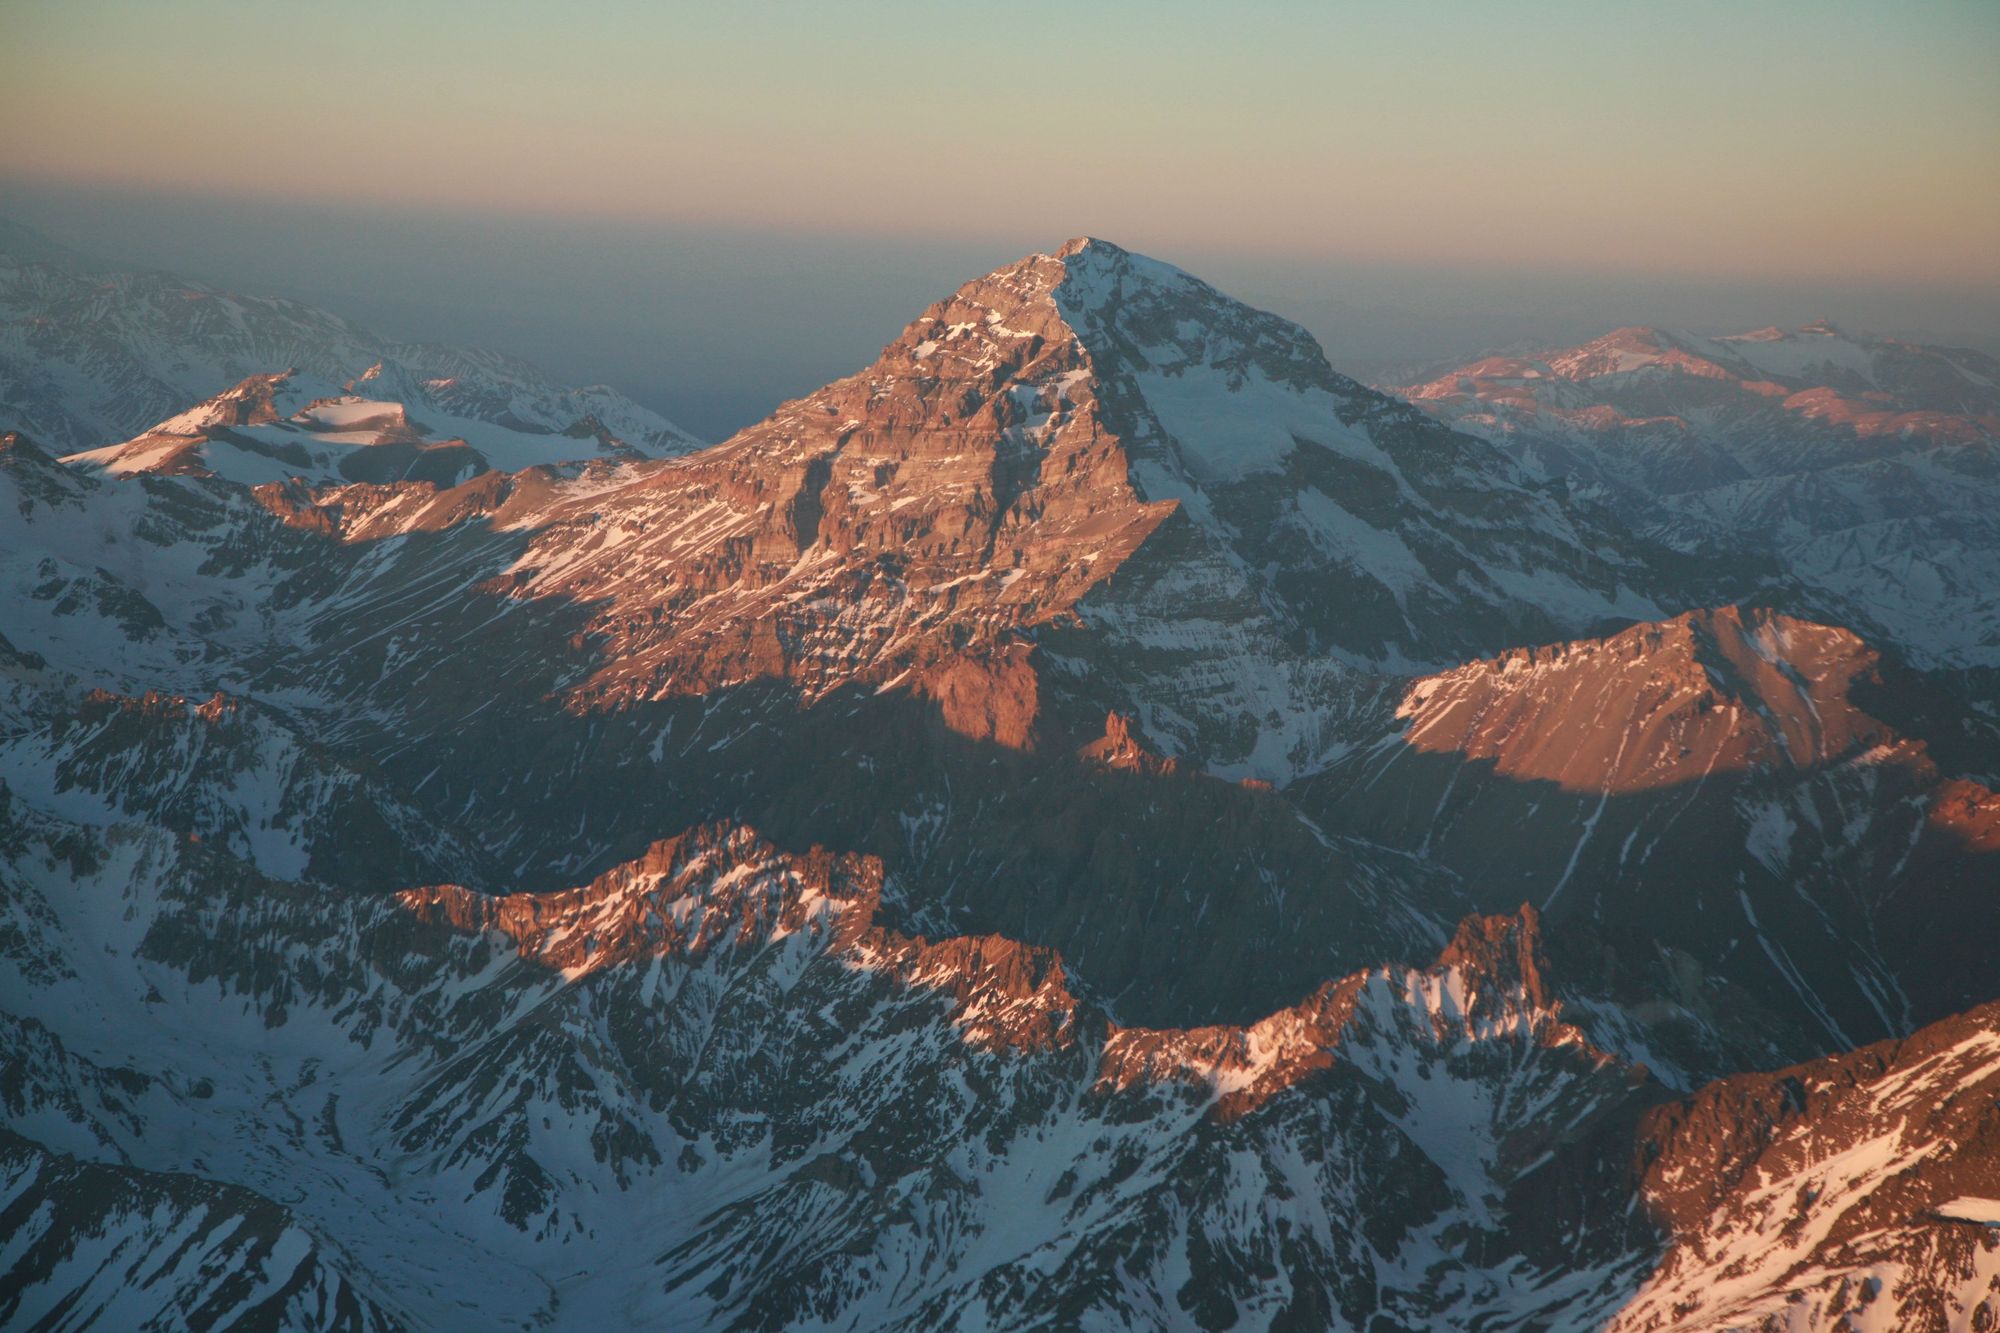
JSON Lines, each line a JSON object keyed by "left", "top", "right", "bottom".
{"left": 0, "top": 1128, "right": 400, "bottom": 1332}
{"left": 0, "top": 222, "right": 698, "bottom": 458}
{"left": 1, "top": 235, "right": 1996, "bottom": 1329}
{"left": 1296, "top": 604, "right": 2000, "bottom": 1083}
{"left": 1606, "top": 1000, "right": 2000, "bottom": 1332}
{"left": 2, "top": 803, "right": 1991, "bottom": 1330}
{"left": 1391, "top": 323, "right": 2000, "bottom": 677}
{"left": 0, "top": 653, "right": 491, "bottom": 890}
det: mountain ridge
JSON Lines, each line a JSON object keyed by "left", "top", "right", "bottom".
{"left": 1388, "top": 319, "right": 2000, "bottom": 678}
{"left": 0, "top": 218, "right": 700, "bottom": 458}
{"left": 4, "top": 795, "right": 1993, "bottom": 1330}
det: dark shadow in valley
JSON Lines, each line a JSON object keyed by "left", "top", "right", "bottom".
{"left": 1288, "top": 730, "right": 2000, "bottom": 1076}
{"left": 363, "top": 662, "right": 1470, "bottom": 1032}
{"left": 51, "top": 458, "right": 1991, "bottom": 1076}
{"left": 141, "top": 475, "right": 1456, "bottom": 1032}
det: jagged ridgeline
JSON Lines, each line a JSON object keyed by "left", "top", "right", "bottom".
{"left": 1, "top": 232, "right": 1996, "bottom": 1330}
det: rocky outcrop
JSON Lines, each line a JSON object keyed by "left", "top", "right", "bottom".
{"left": 1298, "top": 605, "right": 2000, "bottom": 1078}
{"left": 1390, "top": 606, "right": 1885, "bottom": 791}
{"left": 1610, "top": 1003, "right": 2000, "bottom": 1332}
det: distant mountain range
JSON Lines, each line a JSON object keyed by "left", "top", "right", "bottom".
{"left": 1, "top": 229, "right": 1995, "bottom": 1330}
{"left": 0, "top": 219, "right": 698, "bottom": 459}
{"left": 1390, "top": 322, "right": 2000, "bottom": 673}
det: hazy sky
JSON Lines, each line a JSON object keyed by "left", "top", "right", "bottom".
{"left": 5, "top": 1, "right": 1997, "bottom": 437}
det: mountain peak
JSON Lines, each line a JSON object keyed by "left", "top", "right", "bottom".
{"left": 1595, "top": 324, "right": 1669, "bottom": 344}
{"left": 1053, "top": 234, "right": 1112, "bottom": 258}
{"left": 360, "top": 238, "right": 1663, "bottom": 775}
{"left": 1050, "top": 235, "right": 1211, "bottom": 311}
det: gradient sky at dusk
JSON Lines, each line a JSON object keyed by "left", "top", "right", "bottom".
{"left": 5, "top": 1, "right": 1997, "bottom": 436}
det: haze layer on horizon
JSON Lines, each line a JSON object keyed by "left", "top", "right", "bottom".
{"left": 6, "top": 0, "right": 1996, "bottom": 438}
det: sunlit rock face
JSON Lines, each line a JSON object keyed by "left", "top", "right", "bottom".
{"left": 1296, "top": 605, "right": 2000, "bottom": 1077}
